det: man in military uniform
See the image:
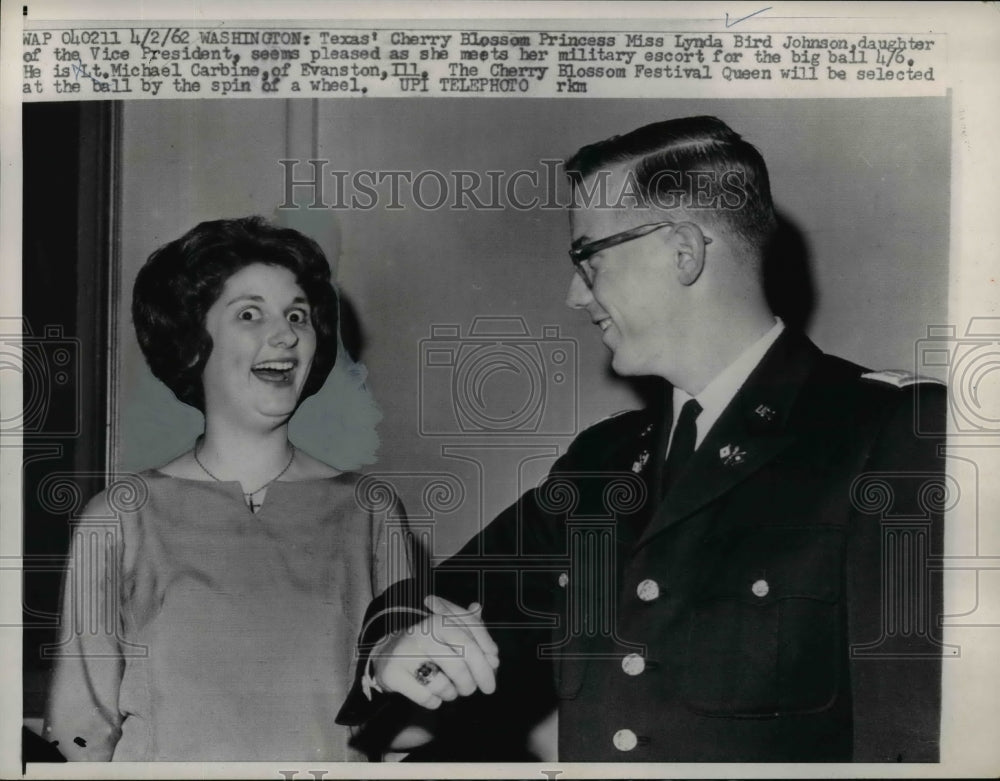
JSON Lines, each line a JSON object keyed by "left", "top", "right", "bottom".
{"left": 337, "top": 116, "right": 947, "bottom": 762}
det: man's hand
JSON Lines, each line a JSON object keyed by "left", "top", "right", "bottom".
{"left": 371, "top": 595, "right": 500, "bottom": 710}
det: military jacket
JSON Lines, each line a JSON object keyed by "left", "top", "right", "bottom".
{"left": 338, "top": 330, "right": 947, "bottom": 762}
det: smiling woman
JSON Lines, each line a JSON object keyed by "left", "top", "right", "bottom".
{"left": 41, "top": 217, "right": 418, "bottom": 761}
{"left": 197, "top": 264, "right": 318, "bottom": 476}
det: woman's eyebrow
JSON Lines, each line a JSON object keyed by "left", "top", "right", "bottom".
{"left": 225, "top": 294, "right": 310, "bottom": 306}
{"left": 224, "top": 293, "right": 265, "bottom": 306}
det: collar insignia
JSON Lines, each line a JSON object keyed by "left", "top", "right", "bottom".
{"left": 719, "top": 443, "right": 747, "bottom": 466}
{"left": 754, "top": 404, "right": 776, "bottom": 421}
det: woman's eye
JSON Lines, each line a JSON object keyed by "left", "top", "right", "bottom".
{"left": 287, "top": 309, "right": 310, "bottom": 325}
{"left": 237, "top": 307, "right": 262, "bottom": 321}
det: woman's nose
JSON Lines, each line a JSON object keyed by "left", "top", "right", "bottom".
{"left": 268, "top": 318, "right": 298, "bottom": 347}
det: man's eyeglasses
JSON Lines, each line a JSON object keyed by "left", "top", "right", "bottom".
{"left": 568, "top": 220, "right": 711, "bottom": 288}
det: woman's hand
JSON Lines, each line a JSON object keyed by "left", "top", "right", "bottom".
{"left": 371, "top": 595, "right": 500, "bottom": 710}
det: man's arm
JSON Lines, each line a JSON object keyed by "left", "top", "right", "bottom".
{"left": 336, "top": 429, "right": 595, "bottom": 730}
{"left": 846, "top": 381, "right": 947, "bottom": 761}
{"left": 336, "top": 480, "right": 557, "bottom": 729}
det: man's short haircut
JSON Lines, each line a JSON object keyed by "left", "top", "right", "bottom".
{"left": 565, "top": 115, "right": 777, "bottom": 252}
{"left": 132, "top": 216, "right": 340, "bottom": 412}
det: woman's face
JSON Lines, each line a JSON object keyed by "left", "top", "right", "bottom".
{"left": 200, "top": 262, "right": 317, "bottom": 429}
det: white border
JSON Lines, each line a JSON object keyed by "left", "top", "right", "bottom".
{"left": 3, "top": 2, "right": 999, "bottom": 778}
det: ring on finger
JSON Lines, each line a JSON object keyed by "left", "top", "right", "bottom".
{"left": 415, "top": 661, "right": 440, "bottom": 686}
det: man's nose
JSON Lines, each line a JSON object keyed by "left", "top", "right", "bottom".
{"left": 565, "top": 271, "right": 593, "bottom": 309}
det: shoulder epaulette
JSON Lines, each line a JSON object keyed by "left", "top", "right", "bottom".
{"left": 861, "top": 369, "right": 946, "bottom": 388}
{"left": 594, "top": 409, "right": 634, "bottom": 424}
{"left": 583, "top": 408, "right": 643, "bottom": 434}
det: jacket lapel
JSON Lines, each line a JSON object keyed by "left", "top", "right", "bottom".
{"left": 634, "top": 330, "right": 820, "bottom": 550}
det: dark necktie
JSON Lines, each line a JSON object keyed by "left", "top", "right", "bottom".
{"left": 662, "top": 398, "right": 702, "bottom": 495}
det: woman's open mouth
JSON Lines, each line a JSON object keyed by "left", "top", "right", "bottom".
{"left": 251, "top": 359, "right": 297, "bottom": 384}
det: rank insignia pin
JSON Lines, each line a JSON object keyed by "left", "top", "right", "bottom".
{"left": 754, "top": 404, "right": 776, "bottom": 421}
{"left": 632, "top": 450, "right": 650, "bottom": 473}
{"left": 719, "top": 444, "right": 747, "bottom": 466}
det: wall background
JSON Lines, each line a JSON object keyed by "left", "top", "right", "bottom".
{"left": 116, "top": 97, "right": 949, "bottom": 557}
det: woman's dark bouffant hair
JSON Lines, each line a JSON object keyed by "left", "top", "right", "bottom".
{"left": 132, "top": 216, "right": 339, "bottom": 412}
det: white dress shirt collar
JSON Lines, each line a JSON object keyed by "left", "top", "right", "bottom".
{"left": 671, "top": 318, "right": 786, "bottom": 449}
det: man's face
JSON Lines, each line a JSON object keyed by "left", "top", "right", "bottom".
{"left": 566, "top": 178, "right": 686, "bottom": 379}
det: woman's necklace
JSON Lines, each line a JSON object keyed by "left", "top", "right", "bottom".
{"left": 193, "top": 442, "right": 296, "bottom": 513}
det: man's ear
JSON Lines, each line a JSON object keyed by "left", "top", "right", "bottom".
{"left": 669, "top": 221, "right": 708, "bottom": 286}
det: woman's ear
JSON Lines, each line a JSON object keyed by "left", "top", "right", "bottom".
{"left": 670, "top": 221, "right": 708, "bottom": 286}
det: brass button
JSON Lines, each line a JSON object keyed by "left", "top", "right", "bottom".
{"left": 613, "top": 728, "right": 638, "bottom": 752}
{"left": 751, "top": 578, "right": 770, "bottom": 598}
{"left": 636, "top": 579, "right": 660, "bottom": 602}
{"left": 621, "top": 653, "right": 645, "bottom": 676}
